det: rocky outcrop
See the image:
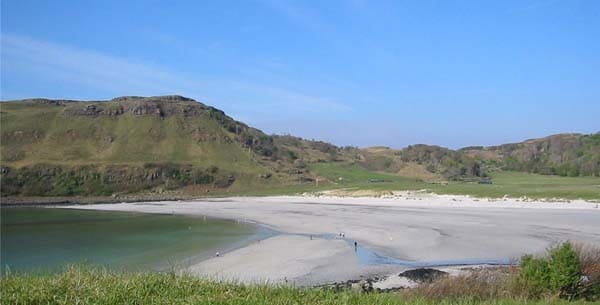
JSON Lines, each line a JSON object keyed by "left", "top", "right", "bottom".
{"left": 63, "top": 104, "right": 125, "bottom": 116}
{"left": 132, "top": 103, "right": 163, "bottom": 116}
{"left": 61, "top": 95, "right": 210, "bottom": 118}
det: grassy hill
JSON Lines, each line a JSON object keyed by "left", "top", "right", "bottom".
{"left": 0, "top": 96, "right": 310, "bottom": 197}
{"left": 2, "top": 96, "right": 270, "bottom": 167}
{"left": 1, "top": 95, "right": 598, "bottom": 200}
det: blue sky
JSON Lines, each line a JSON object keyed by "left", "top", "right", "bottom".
{"left": 1, "top": 0, "right": 599, "bottom": 148}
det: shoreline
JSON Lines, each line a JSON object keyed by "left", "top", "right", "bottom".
{"left": 58, "top": 194, "right": 600, "bottom": 286}
{"left": 3, "top": 189, "right": 599, "bottom": 207}
{"left": 0, "top": 194, "right": 196, "bottom": 207}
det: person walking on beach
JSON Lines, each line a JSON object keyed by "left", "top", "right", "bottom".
{"left": 354, "top": 241, "right": 358, "bottom": 252}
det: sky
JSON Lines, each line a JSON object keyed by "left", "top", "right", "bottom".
{"left": 1, "top": 0, "right": 599, "bottom": 149}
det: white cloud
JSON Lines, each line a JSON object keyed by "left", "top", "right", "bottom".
{"left": 1, "top": 33, "right": 350, "bottom": 115}
{"left": 1, "top": 33, "right": 190, "bottom": 96}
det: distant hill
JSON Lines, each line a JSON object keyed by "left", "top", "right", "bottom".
{"left": 349, "top": 133, "right": 600, "bottom": 180}
{"left": 272, "top": 137, "right": 486, "bottom": 182}
{"left": 1, "top": 95, "right": 598, "bottom": 198}
{"left": 461, "top": 133, "right": 600, "bottom": 177}
{"left": 355, "top": 144, "right": 484, "bottom": 181}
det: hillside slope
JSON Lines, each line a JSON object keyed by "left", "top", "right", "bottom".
{"left": 462, "top": 133, "right": 600, "bottom": 177}
{"left": 0, "top": 96, "right": 311, "bottom": 196}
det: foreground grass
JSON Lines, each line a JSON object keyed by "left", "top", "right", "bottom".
{"left": 0, "top": 267, "right": 590, "bottom": 305}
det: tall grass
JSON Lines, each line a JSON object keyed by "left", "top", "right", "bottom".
{"left": 407, "top": 267, "right": 520, "bottom": 301}
{"left": 0, "top": 265, "right": 594, "bottom": 305}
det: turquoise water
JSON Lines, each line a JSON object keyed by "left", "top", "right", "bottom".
{"left": 0, "top": 207, "right": 266, "bottom": 272}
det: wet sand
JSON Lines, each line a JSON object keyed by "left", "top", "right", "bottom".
{"left": 67, "top": 195, "right": 600, "bottom": 285}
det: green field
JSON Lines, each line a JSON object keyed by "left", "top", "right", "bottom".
{"left": 0, "top": 267, "right": 591, "bottom": 305}
{"left": 427, "top": 171, "right": 600, "bottom": 200}
{"left": 226, "top": 163, "right": 600, "bottom": 200}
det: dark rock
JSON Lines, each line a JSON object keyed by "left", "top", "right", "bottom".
{"left": 399, "top": 268, "right": 448, "bottom": 283}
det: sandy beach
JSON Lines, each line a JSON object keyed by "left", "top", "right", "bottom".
{"left": 67, "top": 194, "right": 600, "bottom": 285}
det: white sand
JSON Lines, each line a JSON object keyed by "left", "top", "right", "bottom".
{"left": 66, "top": 195, "right": 600, "bottom": 285}
{"left": 188, "top": 235, "right": 361, "bottom": 285}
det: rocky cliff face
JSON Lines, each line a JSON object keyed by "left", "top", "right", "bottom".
{"left": 57, "top": 96, "right": 206, "bottom": 118}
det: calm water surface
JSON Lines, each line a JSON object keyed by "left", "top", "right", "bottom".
{"left": 1, "top": 207, "right": 267, "bottom": 272}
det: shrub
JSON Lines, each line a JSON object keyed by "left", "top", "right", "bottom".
{"left": 518, "top": 242, "right": 583, "bottom": 300}
{"left": 549, "top": 242, "right": 582, "bottom": 298}
{"left": 518, "top": 255, "right": 551, "bottom": 297}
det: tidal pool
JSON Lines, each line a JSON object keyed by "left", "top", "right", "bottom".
{"left": 1, "top": 207, "right": 268, "bottom": 272}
